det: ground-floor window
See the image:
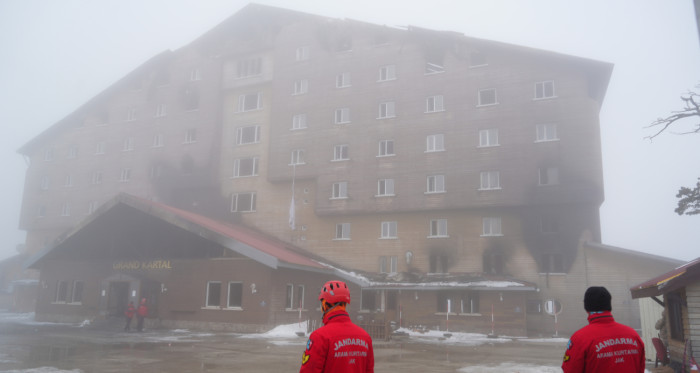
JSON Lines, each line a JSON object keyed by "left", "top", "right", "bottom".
{"left": 668, "top": 291, "right": 685, "bottom": 341}
{"left": 437, "top": 291, "right": 479, "bottom": 314}
{"left": 70, "top": 281, "right": 84, "bottom": 303}
{"left": 227, "top": 282, "right": 242, "bottom": 308}
{"left": 361, "top": 290, "right": 379, "bottom": 312}
{"left": 54, "top": 281, "right": 68, "bottom": 303}
{"left": 206, "top": 281, "right": 221, "bottom": 307}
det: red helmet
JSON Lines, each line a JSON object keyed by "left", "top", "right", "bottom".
{"left": 318, "top": 280, "right": 351, "bottom": 304}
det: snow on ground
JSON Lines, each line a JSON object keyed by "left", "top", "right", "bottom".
{"left": 0, "top": 312, "right": 68, "bottom": 326}
{"left": 458, "top": 363, "right": 561, "bottom": 372}
{"left": 396, "top": 328, "right": 515, "bottom": 346}
{"left": 239, "top": 321, "right": 309, "bottom": 346}
{"left": 0, "top": 368, "right": 83, "bottom": 373}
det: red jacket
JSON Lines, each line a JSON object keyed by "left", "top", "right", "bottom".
{"left": 124, "top": 304, "right": 135, "bottom": 318}
{"left": 300, "top": 309, "right": 374, "bottom": 373}
{"left": 562, "top": 311, "right": 645, "bottom": 373}
{"left": 137, "top": 304, "right": 148, "bottom": 317}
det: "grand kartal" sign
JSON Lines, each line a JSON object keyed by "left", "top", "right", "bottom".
{"left": 113, "top": 260, "right": 172, "bottom": 270}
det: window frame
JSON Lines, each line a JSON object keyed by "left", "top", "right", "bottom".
{"left": 152, "top": 134, "right": 164, "bottom": 148}
{"left": 426, "top": 175, "right": 445, "bottom": 194}
{"left": 331, "top": 181, "right": 348, "bottom": 199}
{"left": 478, "top": 129, "right": 499, "bottom": 147}
{"left": 70, "top": 281, "right": 84, "bottom": 304}
{"left": 205, "top": 281, "right": 222, "bottom": 308}
{"left": 334, "top": 108, "right": 350, "bottom": 124}
{"left": 378, "top": 101, "right": 396, "bottom": 119}
{"left": 184, "top": 129, "right": 197, "bottom": 144}
{"left": 233, "top": 157, "right": 259, "bottom": 178}
{"left": 238, "top": 93, "right": 262, "bottom": 112}
{"left": 119, "top": 168, "right": 131, "bottom": 183}
{"left": 538, "top": 167, "right": 560, "bottom": 186}
{"left": 291, "top": 114, "right": 307, "bottom": 130}
{"left": 535, "top": 124, "right": 559, "bottom": 142}
{"left": 295, "top": 46, "right": 310, "bottom": 61}
{"left": 293, "top": 79, "right": 309, "bottom": 95}
{"left": 479, "top": 171, "right": 501, "bottom": 190}
{"left": 377, "top": 178, "right": 395, "bottom": 197}
{"left": 334, "top": 223, "right": 351, "bottom": 240}
{"left": 290, "top": 149, "right": 306, "bottom": 166}
{"left": 378, "top": 65, "right": 397, "bottom": 82}
{"left": 378, "top": 140, "right": 395, "bottom": 157}
{"left": 534, "top": 80, "right": 556, "bottom": 100}
{"left": 429, "top": 219, "right": 448, "bottom": 238}
{"left": 380, "top": 221, "right": 398, "bottom": 239}
{"left": 336, "top": 72, "right": 351, "bottom": 88}
{"left": 426, "top": 134, "right": 445, "bottom": 152}
{"left": 54, "top": 280, "right": 68, "bottom": 303}
{"left": 236, "top": 125, "right": 261, "bottom": 144}
{"left": 477, "top": 88, "right": 498, "bottom": 106}
{"left": 332, "top": 144, "right": 349, "bottom": 161}
{"left": 482, "top": 217, "right": 503, "bottom": 237}
{"left": 230, "top": 192, "right": 257, "bottom": 213}
{"left": 425, "top": 95, "right": 445, "bottom": 113}
{"left": 227, "top": 282, "right": 243, "bottom": 309}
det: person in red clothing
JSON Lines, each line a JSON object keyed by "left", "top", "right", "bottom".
{"left": 300, "top": 280, "right": 374, "bottom": 373}
{"left": 136, "top": 298, "right": 148, "bottom": 332}
{"left": 124, "top": 301, "right": 136, "bottom": 331}
{"left": 562, "top": 286, "right": 645, "bottom": 372}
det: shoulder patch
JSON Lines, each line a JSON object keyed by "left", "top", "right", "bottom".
{"left": 563, "top": 354, "right": 570, "bottom": 363}
{"left": 306, "top": 338, "right": 313, "bottom": 351}
{"left": 302, "top": 351, "right": 310, "bottom": 365}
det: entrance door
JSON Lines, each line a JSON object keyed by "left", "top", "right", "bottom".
{"left": 107, "top": 282, "right": 130, "bottom": 318}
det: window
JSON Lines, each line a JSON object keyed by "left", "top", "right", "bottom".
{"left": 536, "top": 124, "right": 558, "bottom": 142}
{"left": 426, "top": 134, "right": 445, "bottom": 152}
{"left": 126, "top": 108, "right": 137, "bottom": 122}
{"left": 335, "top": 223, "right": 350, "bottom": 240}
{"left": 479, "top": 171, "right": 501, "bottom": 190}
{"left": 361, "top": 290, "right": 378, "bottom": 311}
{"left": 296, "top": 285, "right": 305, "bottom": 310}
{"left": 425, "top": 53, "right": 445, "bottom": 74}
{"left": 381, "top": 221, "right": 397, "bottom": 239}
{"left": 478, "top": 88, "right": 498, "bottom": 106}
{"left": 155, "top": 104, "right": 167, "bottom": 117}
{"left": 334, "top": 108, "right": 350, "bottom": 124}
{"left": 535, "top": 81, "right": 555, "bottom": 99}
{"left": 64, "top": 175, "right": 73, "bottom": 188}
{"left": 428, "top": 253, "right": 450, "bottom": 273}
{"left": 54, "top": 281, "right": 68, "bottom": 303}
{"left": 541, "top": 253, "right": 564, "bottom": 273}
{"left": 91, "top": 171, "right": 103, "bottom": 185}
{"left": 379, "top": 256, "right": 398, "bottom": 273}
{"left": 149, "top": 165, "right": 163, "bottom": 179}
{"left": 95, "top": 142, "right": 106, "bottom": 155}
{"left": 87, "top": 201, "right": 98, "bottom": 215}
{"left": 426, "top": 175, "right": 445, "bottom": 193}
{"left": 71, "top": 281, "right": 83, "bottom": 303}
{"left": 233, "top": 157, "right": 259, "bottom": 177}
{"left": 122, "top": 137, "right": 134, "bottom": 151}
{"left": 184, "top": 129, "right": 197, "bottom": 144}
{"left": 527, "top": 299, "right": 542, "bottom": 314}
{"left": 333, "top": 144, "right": 349, "bottom": 161}
{"left": 148, "top": 134, "right": 163, "bottom": 148}
{"left": 285, "top": 284, "right": 294, "bottom": 309}
{"left": 378, "top": 140, "right": 394, "bottom": 157}
{"left": 293, "top": 79, "right": 308, "bottom": 95}
{"left": 331, "top": 182, "right": 348, "bottom": 199}
{"left": 231, "top": 192, "right": 256, "bottom": 212}
{"left": 377, "top": 179, "right": 395, "bottom": 196}
{"left": 238, "top": 93, "right": 262, "bottom": 112}
{"left": 236, "top": 57, "right": 262, "bottom": 78}
{"left": 236, "top": 125, "right": 261, "bottom": 144}
{"left": 206, "top": 281, "right": 221, "bottom": 307}
{"left": 483, "top": 252, "right": 504, "bottom": 275}
{"left": 668, "top": 292, "right": 685, "bottom": 341}
{"left": 37, "top": 206, "right": 46, "bottom": 218}
{"left": 336, "top": 72, "right": 351, "bottom": 88}
{"left": 190, "top": 68, "right": 201, "bottom": 81}
{"left": 437, "top": 292, "right": 479, "bottom": 313}
{"left": 429, "top": 219, "right": 447, "bottom": 237}
{"left": 335, "top": 36, "right": 352, "bottom": 52}
{"left": 482, "top": 217, "right": 502, "bottom": 236}
{"left": 183, "top": 88, "right": 199, "bottom": 110}
{"left": 295, "top": 46, "right": 310, "bottom": 61}
{"left": 119, "top": 168, "right": 131, "bottom": 183}
{"left": 461, "top": 293, "right": 480, "bottom": 314}
{"left": 479, "top": 129, "right": 499, "bottom": 147}
{"left": 539, "top": 167, "right": 560, "bottom": 185}
{"left": 43, "top": 148, "right": 54, "bottom": 161}
{"left": 292, "top": 114, "right": 307, "bottom": 130}
{"left": 378, "top": 65, "right": 396, "bottom": 81}
{"left": 67, "top": 146, "right": 78, "bottom": 159}
{"left": 290, "top": 149, "right": 305, "bottom": 165}
{"left": 426, "top": 95, "right": 444, "bottom": 113}
{"left": 227, "top": 282, "right": 243, "bottom": 308}
{"left": 469, "top": 51, "right": 487, "bottom": 67}
{"left": 378, "top": 101, "right": 396, "bottom": 119}
{"left": 40, "top": 176, "right": 49, "bottom": 190}
{"left": 61, "top": 202, "right": 71, "bottom": 217}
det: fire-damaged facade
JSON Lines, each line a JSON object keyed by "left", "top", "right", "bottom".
{"left": 15, "top": 4, "right": 682, "bottom": 336}
{"left": 26, "top": 193, "right": 538, "bottom": 335}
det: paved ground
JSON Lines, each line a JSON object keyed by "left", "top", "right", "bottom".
{"left": 0, "top": 317, "right": 629, "bottom": 372}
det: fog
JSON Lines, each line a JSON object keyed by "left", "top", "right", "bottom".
{"left": 0, "top": 0, "right": 698, "bottom": 262}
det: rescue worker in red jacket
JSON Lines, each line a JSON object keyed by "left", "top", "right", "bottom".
{"left": 136, "top": 298, "right": 148, "bottom": 332}
{"left": 300, "top": 280, "right": 374, "bottom": 373}
{"left": 562, "top": 286, "right": 645, "bottom": 372}
{"left": 124, "top": 301, "right": 136, "bottom": 331}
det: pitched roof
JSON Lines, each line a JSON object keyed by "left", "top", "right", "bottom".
{"left": 26, "top": 193, "right": 328, "bottom": 272}
{"left": 630, "top": 257, "right": 700, "bottom": 299}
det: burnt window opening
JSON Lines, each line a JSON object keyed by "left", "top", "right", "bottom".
{"left": 470, "top": 51, "right": 487, "bottom": 67}
{"left": 425, "top": 50, "right": 445, "bottom": 74}
{"left": 483, "top": 252, "right": 504, "bottom": 275}
{"left": 526, "top": 299, "right": 542, "bottom": 314}
{"left": 206, "top": 281, "right": 221, "bottom": 307}
{"left": 361, "top": 289, "right": 378, "bottom": 311}
{"left": 183, "top": 88, "right": 199, "bottom": 111}
{"left": 437, "top": 291, "right": 479, "bottom": 314}
{"left": 541, "top": 253, "right": 564, "bottom": 273}
{"left": 335, "top": 35, "right": 352, "bottom": 52}
{"left": 429, "top": 253, "right": 449, "bottom": 274}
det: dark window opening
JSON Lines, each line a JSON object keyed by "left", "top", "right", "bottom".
{"left": 430, "top": 254, "right": 449, "bottom": 273}
{"left": 668, "top": 292, "right": 685, "bottom": 341}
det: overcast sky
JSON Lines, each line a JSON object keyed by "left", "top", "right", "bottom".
{"left": 1, "top": 0, "right": 698, "bottom": 262}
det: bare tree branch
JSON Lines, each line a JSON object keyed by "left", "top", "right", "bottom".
{"left": 645, "top": 87, "right": 700, "bottom": 140}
